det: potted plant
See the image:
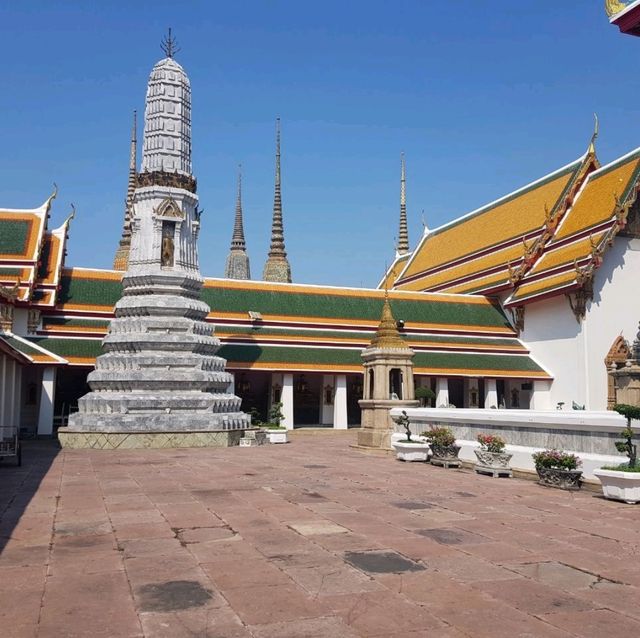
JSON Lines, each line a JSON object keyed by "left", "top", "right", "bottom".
{"left": 532, "top": 449, "right": 582, "bottom": 490}
{"left": 415, "top": 386, "right": 436, "bottom": 408}
{"left": 474, "top": 433, "right": 512, "bottom": 477}
{"left": 391, "top": 411, "right": 430, "bottom": 462}
{"left": 593, "top": 404, "right": 640, "bottom": 504}
{"left": 262, "top": 402, "right": 288, "bottom": 443}
{"left": 422, "top": 426, "right": 460, "bottom": 468}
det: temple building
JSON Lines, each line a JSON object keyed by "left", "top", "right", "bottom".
{"left": 2, "top": 25, "right": 640, "bottom": 436}
{"left": 385, "top": 132, "right": 640, "bottom": 411}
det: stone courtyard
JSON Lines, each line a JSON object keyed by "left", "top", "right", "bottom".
{"left": 2, "top": 432, "right": 640, "bottom": 638}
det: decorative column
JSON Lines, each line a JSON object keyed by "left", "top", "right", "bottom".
{"left": 37, "top": 366, "right": 56, "bottom": 436}
{"left": 484, "top": 379, "right": 498, "bottom": 409}
{"left": 529, "top": 379, "right": 552, "bottom": 410}
{"left": 333, "top": 374, "right": 348, "bottom": 430}
{"left": 436, "top": 377, "right": 449, "bottom": 407}
{"left": 281, "top": 373, "right": 294, "bottom": 430}
{"left": 0, "top": 354, "right": 5, "bottom": 427}
{"left": 357, "top": 292, "right": 419, "bottom": 449}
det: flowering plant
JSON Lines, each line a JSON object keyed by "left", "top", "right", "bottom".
{"left": 421, "top": 426, "right": 456, "bottom": 447}
{"left": 532, "top": 449, "right": 582, "bottom": 471}
{"left": 477, "top": 433, "right": 505, "bottom": 453}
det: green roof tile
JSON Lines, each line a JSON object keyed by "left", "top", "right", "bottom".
{"left": 0, "top": 220, "right": 30, "bottom": 256}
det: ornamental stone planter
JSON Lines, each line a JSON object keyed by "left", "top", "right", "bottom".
{"left": 429, "top": 444, "right": 461, "bottom": 468}
{"left": 593, "top": 468, "right": 640, "bottom": 504}
{"left": 474, "top": 450, "right": 513, "bottom": 478}
{"left": 392, "top": 441, "right": 430, "bottom": 462}
{"left": 264, "top": 428, "right": 288, "bottom": 444}
{"left": 536, "top": 467, "right": 583, "bottom": 490}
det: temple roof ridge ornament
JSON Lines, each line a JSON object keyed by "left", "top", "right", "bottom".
{"left": 587, "top": 113, "right": 599, "bottom": 156}
{"left": 41, "top": 183, "right": 58, "bottom": 218}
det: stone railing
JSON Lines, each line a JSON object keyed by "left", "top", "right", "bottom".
{"left": 389, "top": 408, "right": 634, "bottom": 479}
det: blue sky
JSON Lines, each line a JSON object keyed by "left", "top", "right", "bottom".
{"left": 1, "top": 1, "right": 639, "bottom": 287}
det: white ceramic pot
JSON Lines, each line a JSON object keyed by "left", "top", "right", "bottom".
{"left": 392, "top": 441, "right": 430, "bottom": 462}
{"left": 593, "top": 468, "right": 640, "bottom": 504}
{"left": 265, "top": 429, "right": 288, "bottom": 444}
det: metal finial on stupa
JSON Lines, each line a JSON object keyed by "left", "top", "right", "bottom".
{"left": 397, "top": 153, "right": 410, "bottom": 255}
{"left": 263, "top": 117, "right": 292, "bottom": 283}
{"left": 161, "top": 28, "right": 180, "bottom": 58}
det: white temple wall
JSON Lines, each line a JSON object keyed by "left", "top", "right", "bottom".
{"left": 520, "top": 295, "right": 583, "bottom": 409}
{"left": 520, "top": 236, "right": 640, "bottom": 411}
{"left": 583, "top": 236, "right": 640, "bottom": 410}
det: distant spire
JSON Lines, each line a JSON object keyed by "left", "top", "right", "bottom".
{"left": 263, "top": 118, "right": 292, "bottom": 283}
{"left": 232, "top": 165, "right": 246, "bottom": 249}
{"left": 113, "top": 110, "right": 137, "bottom": 270}
{"left": 397, "top": 153, "right": 410, "bottom": 255}
{"left": 225, "top": 165, "right": 251, "bottom": 279}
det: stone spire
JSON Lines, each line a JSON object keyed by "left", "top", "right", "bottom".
{"left": 113, "top": 110, "right": 137, "bottom": 270}
{"left": 263, "top": 118, "right": 292, "bottom": 283}
{"left": 397, "top": 153, "right": 410, "bottom": 256}
{"left": 64, "top": 40, "right": 250, "bottom": 448}
{"left": 141, "top": 50, "right": 192, "bottom": 176}
{"left": 224, "top": 165, "right": 251, "bottom": 279}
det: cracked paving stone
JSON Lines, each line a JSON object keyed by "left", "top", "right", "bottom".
{"left": 416, "top": 527, "right": 489, "bottom": 545}
{"left": 344, "top": 550, "right": 426, "bottom": 574}
{"left": 509, "top": 562, "right": 613, "bottom": 590}
{"left": 392, "top": 501, "right": 434, "bottom": 510}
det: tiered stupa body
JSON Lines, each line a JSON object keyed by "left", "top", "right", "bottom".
{"left": 63, "top": 52, "right": 250, "bottom": 447}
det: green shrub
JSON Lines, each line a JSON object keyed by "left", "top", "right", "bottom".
{"left": 421, "top": 426, "right": 456, "bottom": 447}
{"left": 532, "top": 449, "right": 581, "bottom": 471}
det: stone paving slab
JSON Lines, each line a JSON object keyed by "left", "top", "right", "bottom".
{"left": 2, "top": 433, "right": 640, "bottom": 637}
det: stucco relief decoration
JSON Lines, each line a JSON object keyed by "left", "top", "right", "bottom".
{"left": 155, "top": 197, "right": 184, "bottom": 220}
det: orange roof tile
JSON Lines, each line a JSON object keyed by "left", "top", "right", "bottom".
{"left": 395, "top": 156, "right": 589, "bottom": 292}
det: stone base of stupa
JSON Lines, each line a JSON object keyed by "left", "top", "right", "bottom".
{"left": 57, "top": 426, "right": 258, "bottom": 450}
{"left": 356, "top": 399, "right": 420, "bottom": 450}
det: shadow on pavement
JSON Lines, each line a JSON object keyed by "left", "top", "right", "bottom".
{"left": 0, "top": 439, "right": 60, "bottom": 555}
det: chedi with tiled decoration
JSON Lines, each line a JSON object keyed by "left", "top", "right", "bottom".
{"left": 59, "top": 35, "right": 250, "bottom": 449}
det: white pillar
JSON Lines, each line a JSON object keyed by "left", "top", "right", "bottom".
{"left": 436, "top": 377, "right": 449, "bottom": 407}
{"left": 530, "top": 379, "right": 552, "bottom": 411}
{"left": 0, "top": 354, "right": 5, "bottom": 428}
{"left": 37, "top": 366, "right": 57, "bottom": 436}
{"left": 484, "top": 379, "right": 498, "bottom": 409}
{"left": 14, "top": 363, "right": 22, "bottom": 430}
{"left": 333, "top": 374, "right": 348, "bottom": 430}
{"left": 281, "top": 373, "right": 294, "bottom": 430}
{"left": 321, "top": 374, "right": 334, "bottom": 425}
{"left": 6, "top": 358, "right": 15, "bottom": 427}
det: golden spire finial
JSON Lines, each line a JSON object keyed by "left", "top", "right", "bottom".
{"left": 371, "top": 286, "right": 406, "bottom": 350}
{"left": 605, "top": 0, "right": 629, "bottom": 18}
{"left": 588, "top": 113, "right": 599, "bottom": 155}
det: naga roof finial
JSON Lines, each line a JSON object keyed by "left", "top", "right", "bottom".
{"left": 588, "top": 113, "right": 599, "bottom": 155}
